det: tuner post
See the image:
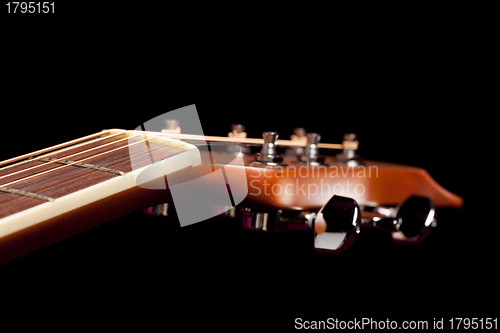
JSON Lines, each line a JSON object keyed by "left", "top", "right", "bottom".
{"left": 255, "top": 131, "right": 286, "bottom": 165}
{"left": 335, "top": 133, "right": 363, "bottom": 166}
{"left": 241, "top": 208, "right": 315, "bottom": 232}
{"left": 285, "top": 128, "right": 307, "bottom": 157}
{"left": 161, "top": 119, "right": 181, "bottom": 134}
{"left": 228, "top": 124, "right": 247, "bottom": 138}
{"left": 227, "top": 124, "right": 251, "bottom": 155}
{"left": 298, "top": 133, "right": 328, "bottom": 166}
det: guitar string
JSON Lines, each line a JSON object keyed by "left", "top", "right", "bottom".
{"left": 1, "top": 129, "right": 342, "bottom": 184}
{"left": 162, "top": 133, "right": 349, "bottom": 150}
{"left": 0, "top": 134, "right": 172, "bottom": 192}
{"left": 0, "top": 133, "right": 168, "bottom": 189}
{"left": 0, "top": 130, "right": 128, "bottom": 173}
{"left": 0, "top": 130, "right": 131, "bottom": 177}
{"left": 0, "top": 129, "right": 194, "bottom": 178}
{"left": 0, "top": 129, "right": 115, "bottom": 168}
{"left": 0, "top": 134, "right": 186, "bottom": 189}
{"left": 0, "top": 130, "right": 348, "bottom": 193}
{"left": 0, "top": 130, "right": 236, "bottom": 194}
{"left": 0, "top": 132, "right": 142, "bottom": 183}
{"left": 0, "top": 136, "right": 186, "bottom": 205}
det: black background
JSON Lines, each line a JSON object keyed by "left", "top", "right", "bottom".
{"left": 0, "top": 6, "right": 495, "bottom": 330}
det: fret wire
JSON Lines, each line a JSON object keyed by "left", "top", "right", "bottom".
{"left": 0, "top": 133, "right": 140, "bottom": 183}
{"left": 38, "top": 135, "right": 183, "bottom": 177}
{"left": 0, "top": 130, "right": 128, "bottom": 173}
{"left": 0, "top": 135, "right": 185, "bottom": 189}
{"left": 39, "top": 158, "right": 126, "bottom": 176}
{"left": 0, "top": 135, "right": 184, "bottom": 199}
{"left": 0, "top": 187, "right": 55, "bottom": 202}
{"left": 0, "top": 137, "right": 185, "bottom": 209}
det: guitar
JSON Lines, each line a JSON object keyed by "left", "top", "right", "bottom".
{"left": 0, "top": 117, "right": 462, "bottom": 265}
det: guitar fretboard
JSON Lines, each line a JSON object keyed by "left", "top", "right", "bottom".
{"left": 0, "top": 130, "right": 191, "bottom": 220}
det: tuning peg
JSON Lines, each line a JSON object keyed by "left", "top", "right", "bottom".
{"left": 291, "top": 127, "right": 307, "bottom": 141}
{"left": 255, "top": 131, "right": 286, "bottom": 165}
{"left": 298, "top": 133, "right": 328, "bottom": 166}
{"left": 313, "top": 195, "right": 361, "bottom": 254}
{"left": 313, "top": 195, "right": 437, "bottom": 254}
{"left": 285, "top": 128, "right": 307, "bottom": 156}
{"left": 335, "top": 133, "right": 362, "bottom": 166}
{"left": 241, "top": 208, "right": 286, "bottom": 231}
{"left": 391, "top": 195, "right": 436, "bottom": 244}
{"left": 143, "top": 202, "right": 177, "bottom": 217}
{"left": 228, "top": 124, "right": 247, "bottom": 138}
{"left": 227, "top": 124, "right": 251, "bottom": 155}
{"left": 162, "top": 119, "right": 181, "bottom": 134}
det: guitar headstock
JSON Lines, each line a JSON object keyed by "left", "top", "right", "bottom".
{"left": 144, "top": 120, "right": 462, "bottom": 254}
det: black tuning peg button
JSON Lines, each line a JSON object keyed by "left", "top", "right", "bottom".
{"left": 364, "top": 195, "right": 436, "bottom": 244}
{"left": 395, "top": 195, "right": 436, "bottom": 239}
{"left": 313, "top": 195, "right": 361, "bottom": 254}
{"left": 312, "top": 194, "right": 437, "bottom": 254}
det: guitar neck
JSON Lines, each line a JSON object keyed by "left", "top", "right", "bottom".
{"left": 0, "top": 129, "right": 201, "bottom": 265}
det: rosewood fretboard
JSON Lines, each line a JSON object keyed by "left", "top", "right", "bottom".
{"left": 0, "top": 130, "right": 190, "bottom": 219}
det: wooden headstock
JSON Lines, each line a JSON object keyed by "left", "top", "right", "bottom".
{"left": 0, "top": 122, "right": 463, "bottom": 264}
{"left": 148, "top": 124, "right": 462, "bottom": 253}
{"left": 159, "top": 128, "right": 462, "bottom": 210}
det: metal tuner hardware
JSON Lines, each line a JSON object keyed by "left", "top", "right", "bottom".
{"left": 335, "top": 133, "right": 363, "bottom": 166}
{"left": 162, "top": 119, "right": 181, "bottom": 134}
{"left": 297, "top": 133, "right": 328, "bottom": 166}
{"left": 226, "top": 124, "right": 251, "bottom": 155}
{"left": 241, "top": 208, "right": 316, "bottom": 232}
{"left": 254, "top": 131, "right": 286, "bottom": 166}
{"left": 238, "top": 194, "right": 437, "bottom": 255}
{"left": 142, "top": 121, "right": 441, "bottom": 255}
{"left": 285, "top": 128, "right": 307, "bottom": 157}
{"left": 313, "top": 195, "right": 437, "bottom": 254}
{"left": 143, "top": 203, "right": 174, "bottom": 217}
